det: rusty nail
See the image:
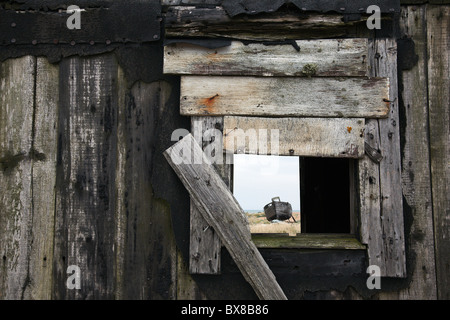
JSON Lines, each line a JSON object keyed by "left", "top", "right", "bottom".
{"left": 89, "top": 40, "right": 94, "bottom": 45}
{"left": 70, "top": 40, "right": 75, "bottom": 46}
{"left": 53, "top": 39, "right": 59, "bottom": 44}
{"left": 32, "top": 40, "right": 37, "bottom": 45}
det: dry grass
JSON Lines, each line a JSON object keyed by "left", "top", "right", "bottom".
{"left": 246, "top": 211, "right": 301, "bottom": 236}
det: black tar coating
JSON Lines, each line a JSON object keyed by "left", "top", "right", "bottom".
{"left": 164, "top": 38, "right": 232, "bottom": 49}
{"left": 221, "top": 0, "right": 401, "bottom": 17}
{"left": 0, "top": 1, "right": 161, "bottom": 45}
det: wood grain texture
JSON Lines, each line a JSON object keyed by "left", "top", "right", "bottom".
{"left": 252, "top": 234, "right": 366, "bottom": 250}
{"left": 164, "top": 6, "right": 370, "bottom": 40}
{"left": 114, "top": 79, "right": 179, "bottom": 299}
{"left": 189, "top": 116, "right": 233, "bottom": 275}
{"left": 0, "top": 56, "right": 35, "bottom": 299}
{"left": 53, "top": 55, "right": 119, "bottom": 299}
{"left": 164, "top": 134, "right": 287, "bottom": 300}
{"left": 223, "top": 116, "right": 365, "bottom": 158}
{"left": 164, "top": 39, "right": 369, "bottom": 77}
{"left": 180, "top": 76, "right": 390, "bottom": 118}
{"left": 27, "top": 58, "right": 59, "bottom": 299}
{"left": 397, "top": 5, "right": 437, "bottom": 299}
{"left": 427, "top": 5, "right": 450, "bottom": 300}
{"left": 359, "top": 39, "right": 406, "bottom": 278}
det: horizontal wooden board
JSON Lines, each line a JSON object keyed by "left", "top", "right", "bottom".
{"left": 180, "top": 76, "right": 390, "bottom": 118}
{"left": 223, "top": 116, "right": 365, "bottom": 158}
{"left": 251, "top": 234, "right": 366, "bottom": 250}
{"left": 164, "top": 39, "right": 368, "bottom": 77}
{"left": 163, "top": 6, "right": 372, "bottom": 41}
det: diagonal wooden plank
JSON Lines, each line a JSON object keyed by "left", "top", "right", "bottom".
{"left": 164, "top": 133, "right": 287, "bottom": 300}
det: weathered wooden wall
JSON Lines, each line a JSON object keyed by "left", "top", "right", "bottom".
{"left": 0, "top": 2, "right": 449, "bottom": 300}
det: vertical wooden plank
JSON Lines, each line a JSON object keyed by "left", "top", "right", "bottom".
{"left": 375, "top": 39, "right": 407, "bottom": 278}
{"left": 26, "top": 58, "right": 59, "bottom": 299}
{"left": 112, "top": 64, "right": 128, "bottom": 300}
{"left": 360, "top": 39, "right": 406, "bottom": 278}
{"left": 189, "top": 117, "right": 228, "bottom": 274}
{"left": 0, "top": 56, "right": 35, "bottom": 299}
{"left": 427, "top": 4, "right": 450, "bottom": 300}
{"left": 54, "top": 55, "right": 119, "bottom": 299}
{"left": 116, "top": 80, "right": 178, "bottom": 299}
{"left": 398, "top": 5, "right": 437, "bottom": 300}
{"left": 359, "top": 119, "right": 383, "bottom": 266}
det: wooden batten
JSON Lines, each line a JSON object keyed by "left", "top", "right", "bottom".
{"left": 189, "top": 116, "right": 233, "bottom": 275}
{"left": 359, "top": 39, "right": 406, "bottom": 278}
{"left": 164, "top": 134, "right": 287, "bottom": 300}
{"left": 164, "top": 39, "right": 369, "bottom": 77}
{"left": 180, "top": 76, "right": 390, "bottom": 118}
{"left": 223, "top": 116, "right": 365, "bottom": 159}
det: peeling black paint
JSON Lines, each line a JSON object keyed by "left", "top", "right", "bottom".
{"left": 397, "top": 36, "right": 419, "bottom": 70}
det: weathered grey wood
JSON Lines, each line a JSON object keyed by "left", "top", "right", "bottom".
{"left": 189, "top": 116, "right": 231, "bottom": 274}
{"left": 53, "top": 55, "right": 119, "bottom": 299}
{"left": 113, "top": 78, "right": 179, "bottom": 299}
{"left": 252, "top": 234, "right": 366, "bottom": 250}
{"left": 162, "top": 0, "right": 221, "bottom": 5}
{"left": 164, "top": 6, "right": 371, "bottom": 40}
{"left": 223, "top": 116, "right": 365, "bottom": 159}
{"left": 27, "top": 58, "right": 59, "bottom": 299}
{"left": 0, "top": 56, "right": 35, "bottom": 299}
{"left": 397, "top": 5, "right": 437, "bottom": 299}
{"left": 427, "top": 5, "right": 450, "bottom": 300}
{"left": 359, "top": 39, "right": 406, "bottom": 278}
{"left": 376, "top": 39, "right": 406, "bottom": 278}
{"left": 358, "top": 119, "right": 383, "bottom": 271}
{"left": 180, "top": 76, "right": 390, "bottom": 118}
{"left": 164, "top": 134, "right": 287, "bottom": 300}
{"left": 164, "top": 39, "right": 369, "bottom": 77}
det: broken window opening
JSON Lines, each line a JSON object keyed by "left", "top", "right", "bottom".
{"left": 233, "top": 154, "right": 357, "bottom": 238}
{"left": 233, "top": 154, "right": 301, "bottom": 236}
